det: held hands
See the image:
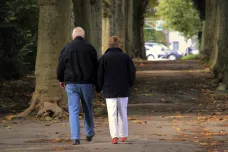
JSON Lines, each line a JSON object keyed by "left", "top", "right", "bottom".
{"left": 59, "top": 82, "right": 65, "bottom": 89}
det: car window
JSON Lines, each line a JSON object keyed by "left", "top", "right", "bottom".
{"left": 146, "top": 44, "right": 153, "bottom": 47}
{"left": 160, "top": 44, "right": 168, "bottom": 49}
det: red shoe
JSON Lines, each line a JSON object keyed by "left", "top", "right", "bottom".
{"left": 120, "top": 137, "right": 127, "bottom": 142}
{"left": 112, "top": 137, "right": 118, "bottom": 144}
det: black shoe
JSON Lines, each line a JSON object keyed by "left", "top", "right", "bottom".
{"left": 86, "top": 134, "right": 95, "bottom": 142}
{"left": 72, "top": 139, "right": 80, "bottom": 145}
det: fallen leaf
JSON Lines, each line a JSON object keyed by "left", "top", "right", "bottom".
{"left": 6, "top": 115, "right": 13, "bottom": 121}
{"left": 55, "top": 147, "right": 65, "bottom": 151}
{"left": 176, "top": 128, "right": 181, "bottom": 131}
{"left": 128, "top": 117, "right": 136, "bottom": 120}
{"left": 45, "top": 116, "right": 52, "bottom": 121}
{"left": 200, "top": 142, "right": 208, "bottom": 146}
{"left": 210, "top": 141, "right": 217, "bottom": 146}
{"left": 7, "top": 125, "right": 12, "bottom": 129}
{"left": 55, "top": 138, "right": 61, "bottom": 142}
{"left": 133, "top": 120, "right": 146, "bottom": 124}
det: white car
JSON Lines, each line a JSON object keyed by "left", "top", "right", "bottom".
{"left": 145, "top": 42, "right": 183, "bottom": 60}
{"left": 145, "top": 43, "right": 167, "bottom": 60}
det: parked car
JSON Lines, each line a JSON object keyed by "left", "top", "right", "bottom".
{"left": 185, "top": 47, "right": 199, "bottom": 55}
{"left": 145, "top": 44, "right": 167, "bottom": 60}
{"left": 145, "top": 42, "right": 183, "bottom": 60}
{"left": 185, "top": 42, "right": 199, "bottom": 55}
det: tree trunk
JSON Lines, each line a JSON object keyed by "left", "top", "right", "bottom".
{"left": 213, "top": 0, "right": 228, "bottom": 89}
{"left": 72, "top": 0, "right": 102, "bottom": 56}
{"left": 201, "top": 0, "right": 219, "bottom": 68}
{"left": 125, "top": 0, "right": 134, "bottom": 57}
{"left": 132, "top": 0, "right": 147, "bottom": 59}
{"left": 101, "top": 0, "right": 111, "bottom": 54}
{"left": 101, "top": 0, "right": 126, "bottom": 54}
{"left": 71, "top": 0, "right": 146, "bottom": 58}
{"left": 14, "top": 0, "right": 71, "bottom": 118}
{"left": 90, "top": 0, "right": 102, "bottom": 56}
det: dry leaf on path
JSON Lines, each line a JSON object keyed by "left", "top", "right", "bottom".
{"left": 6, "top": 115, "right": 13, "bottom": 121}
{"left": 55, "top": 138, "right": 61, "bottom": 142}
{"left": 200, "top": 142, "right": 208, "bottom": 146}
{"left": 54, "top": 147, "right": 65, "bottom": 151}
{"left": 176, "top": 128, "right": 181, "bottom": 131}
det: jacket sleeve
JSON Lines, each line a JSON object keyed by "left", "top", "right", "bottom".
{"left": 127, "top": 56, "right": 136, "bottom": 87}
{"left": 96, "top": 56, "right": 105, "bottom": 92}
{"left": 56, "top": 46, "right": 67, "bottom": 82}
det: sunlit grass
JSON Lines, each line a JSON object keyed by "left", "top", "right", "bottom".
{"left": 182, "top": 54, "right": 199, "bottom": 60}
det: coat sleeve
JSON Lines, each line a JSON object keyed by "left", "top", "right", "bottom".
{"left": 96, "top": 56, "right": 105, "bottom": 92}
{"left": 56, "top": 46, "right": 67, "bottom": 82}
{"left": 127, "top": 56, "right": 136, "bottom": 87}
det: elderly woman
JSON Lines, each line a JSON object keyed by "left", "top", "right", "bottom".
{"left": 96, "top": 36, "right": 136, "bottom": 144}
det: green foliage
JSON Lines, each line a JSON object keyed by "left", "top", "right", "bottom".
{"left": 145, "top": 0, "right": 159, "bottom": 17}
{"left": 144, "top": 29, "right": 167, "bottom": 45}
{"left": 144, "top": 29, "right": 156, "bottom": 42}
{"left": 182, "top": 54, "right": 199, "bottom": 60}
{"left": 156, "top": 0, "right": 201, "bottom": 38}
{"left": 0, "top": 0, "right": 38, "bottom": 80}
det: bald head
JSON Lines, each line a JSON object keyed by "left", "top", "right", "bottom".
{"left": 72, "top": 27, "right": 85, "bottom": 40}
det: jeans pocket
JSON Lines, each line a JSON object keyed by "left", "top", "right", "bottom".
{"left": 66, "top": 84, "right": 75, "bottom": 94}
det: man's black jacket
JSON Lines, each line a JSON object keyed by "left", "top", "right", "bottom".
{"left": 57, "top": 36, "right": 98, "bottom": 84}
{"left": 97, "top": 47, "right": 136, "bottom": 98}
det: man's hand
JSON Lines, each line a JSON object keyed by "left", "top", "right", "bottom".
{"left": 59, "top": 82, "right": 65, "bottom": 89}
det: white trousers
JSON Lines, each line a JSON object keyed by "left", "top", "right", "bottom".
{"left": 106, "top": 97, "right": 128, "bottom": 138}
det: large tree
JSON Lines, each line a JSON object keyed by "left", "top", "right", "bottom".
{"left": 14, "top": 0, "right": 72, "bottom": 118}
{"left": 211, "top": 0, "right": 228, "bottom": 89}
{"left": 193, "top": 0, "right": 228, "bottom": 90}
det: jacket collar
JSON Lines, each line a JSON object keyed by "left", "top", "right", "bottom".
{"left": 105, "top": 47, "right": 123, "bottom": 54}
{"left": 74, "top": 36, "right": 84, "bottom": 41}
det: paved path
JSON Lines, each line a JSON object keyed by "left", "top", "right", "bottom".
{"left": 0, "top": 61, "right": 227, "bottom": 152}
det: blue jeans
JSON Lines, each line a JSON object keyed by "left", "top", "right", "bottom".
{"left": 65, "top": 84, "right": 95, "bottom": 140}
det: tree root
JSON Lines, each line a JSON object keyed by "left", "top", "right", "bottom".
{"left": 10, "top": 99, "right": 39, "bottom": 118}
{"left": 10, "top": 98, "right": 68, "bottom": 120}
{"left": 38, "top": 102, "right": 68, "bottom": 118}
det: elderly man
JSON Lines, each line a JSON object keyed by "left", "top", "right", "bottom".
{"left": 57, "top": 27, "right": 97, "bottom": 145}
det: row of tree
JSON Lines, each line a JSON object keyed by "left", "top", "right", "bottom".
{"left": 0, "top": 0, "right": 151, "bottom": 81}
{"left": 194, "top": 0, "right": 228, "bottom": 90}
{"left": 11, "top": 0, "right": 150, "bottom": 118}
{"left": 4, "top": 0, "right": 228, "bottom": 118}
{"left": 151, "top": 0, "right": 228, "bottom": 90}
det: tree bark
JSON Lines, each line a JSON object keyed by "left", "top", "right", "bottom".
{"left": 71, "top": 0, "right": 146, "bottom": 58}
{"left": 213, "top": 0, "right": 228, "bottom": 89}
{"left": 200, "top": 0, "right": 219, "bottom": 68}
{"left": 90, "top": 0, "right": 102, "bottom": 56}
{"left": 72, "top": 0, "right": 102, "bottom": 56}
{"left": 14, "top": 0, "right": 71, "bottom": 118}
{"left": 132, "top": 0, "right": 147, "bottom": 59}
{"left": 101, "top": 0, "right": 126, "bottom": 54}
